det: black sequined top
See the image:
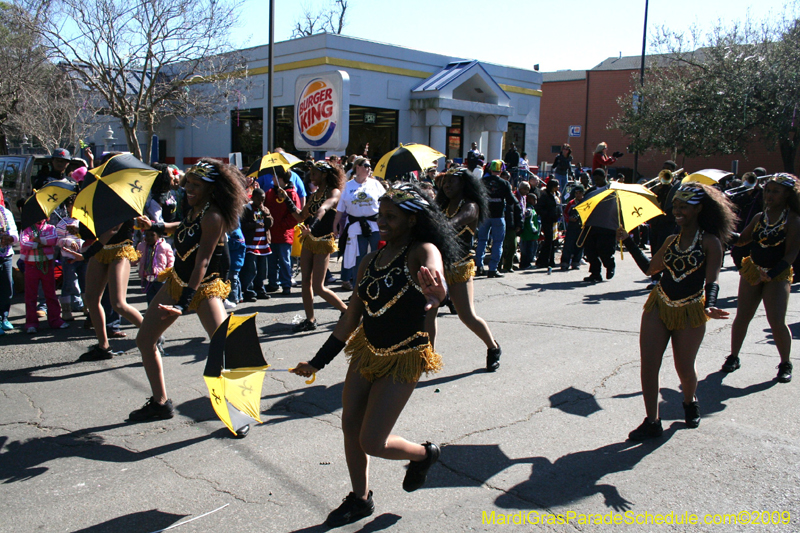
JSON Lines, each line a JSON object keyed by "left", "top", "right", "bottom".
{"left": 306, "top": 188, "right": 336, "bottom": 237}
{"left": 107, "top": 220, "right": 134, "bottom": 245}
{"left": 357, "top": 246, "right": 428, "bottom": 349}
{"left": 659, "top": 231, "right": 706, "bottom": 301}
{"left": 173, "top": 204, "right": 224, "bottom": 283}
{"left": 750, "top": 210, "right": 788, "bottom": 269}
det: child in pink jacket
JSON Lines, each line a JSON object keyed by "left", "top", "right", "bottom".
{"left": 20, "top": 220, "right": 68, "bottom": 333}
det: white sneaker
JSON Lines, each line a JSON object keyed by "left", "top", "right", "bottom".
{"left": 223, "top": 299, "right": 237, "bottom": 310}
{"left": 26, "top": 326, "right": 37, "bottom": 334}
{"left": 59, "top": 322, "right": 70, "bottom": 329}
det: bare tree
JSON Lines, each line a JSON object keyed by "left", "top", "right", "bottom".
{"left": 10, "top": 65, "right": 95, "bottom": 152}
{"left": 292, "top": 0, "right": 348, "bottom": 38}
{"left": 25, "top": 0, "right": 249, "bottom": 163}
{"left": 0, "top": 2, "right": 49, "bottom": 154}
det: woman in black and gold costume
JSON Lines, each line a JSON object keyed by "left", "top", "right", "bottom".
{"left": 435, "top": 168, "right": 502, "bottom": 371}
{"left": 80, "top": 153, "right": 147, "bottom": 361}
{"left": 724, "top": 174, "right": 800, "bottom": 383}
{"left": 282, "top": 162, "right": 347, "bottom": 332}
{"left": 130, "top": 159, "right": 246, "bottom": 423}
{"left": 291, "top": 183, "right": 461, "bottom": 528}
{"left": 617, "top": 183, "right": 735, "bottom": 440}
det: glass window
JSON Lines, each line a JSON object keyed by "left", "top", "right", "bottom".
{"left": 503, "top": 122, "right": 526, "bottom": 154}
{"left": 231, "top": 108, "right": 264, "bottom": 170}
{"left": 447, "top": 116, "right": 464, "bottom": 161}
{"left": 3, "top": 162, "right": 20, "bottom": 189}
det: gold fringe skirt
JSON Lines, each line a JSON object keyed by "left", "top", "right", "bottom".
{"left": 158, "top": 268, "right": 230, "bottom": 311}
{"left": 345, "top": 325, "right": 442, "bottom": 383}
{"left": 95, "top": 241, "right": 141, "bottom": 264}
{"left": 740, "top": 256, "right": 793, "bottom": 286}
{"left": 302, "top": 233, "right": 337, "bottom": 255}
{"left": 644, "top": 284, "right": 709, "bottom": 331}
{"left": 445, "top": 258, "right": 476, "bottom": 285}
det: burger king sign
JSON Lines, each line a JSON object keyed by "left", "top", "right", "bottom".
{"left": 294, "top": 71, "right": 350, "bottom": 151}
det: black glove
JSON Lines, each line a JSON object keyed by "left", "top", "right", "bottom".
{"left": 612, "top": 151, "right": 624, "bottom": 158}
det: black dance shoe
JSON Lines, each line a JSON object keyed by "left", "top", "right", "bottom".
{"left": 683, "top": 401, "right": 701, "bottom": 428}
{"left": 721, "top": 355, "right": 740, "bottom": 373}
{"left": 628, "top": 418, "right": 663, "bottom": 441}
{"left": 325, "top": 491, "right": 374, "bottom": 527}
{"left": 486, "top": 345, "right": 501, "bottom": 372}
{"left": 777, "top": 361, "right": 793, "bottom": 383}
{"left": 403, "top": 442, "right": 440, "bottom": 492}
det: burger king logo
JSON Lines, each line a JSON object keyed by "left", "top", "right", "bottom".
{"left": 297, "top": 79, "right": 337, "bottom": 147}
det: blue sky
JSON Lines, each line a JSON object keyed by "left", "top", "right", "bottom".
{"left": 234, "top": 0, "right": 794, "bottom": 72}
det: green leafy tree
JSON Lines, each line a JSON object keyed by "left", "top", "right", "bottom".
{"left": 615, "top": 11, "right": 800, "bottom": 173}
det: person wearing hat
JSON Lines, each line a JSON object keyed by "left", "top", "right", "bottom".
{"left": 33, "top": 148, "right": 72, "bottom": 190}
{"left": 474, "top": 160, "right": 521, "bottom": 277}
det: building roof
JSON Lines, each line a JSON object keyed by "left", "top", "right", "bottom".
{"left": 412, "top": 60, "right": 480, "bottom": 92}
{"left": 541, "top": 70, "right": 586, "bottom": 82}
{"left": 590, "top": 52, "right": 688, "bottom": 71}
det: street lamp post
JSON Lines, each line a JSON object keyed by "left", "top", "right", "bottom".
{"left": 632, "top": 0, "right": 649, "bottom": 183}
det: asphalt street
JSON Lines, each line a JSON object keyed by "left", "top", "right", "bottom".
{"left": 1, "top": 253, "right": 798, "bottom": 533}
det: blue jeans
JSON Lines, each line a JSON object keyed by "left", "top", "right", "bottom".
{"left": 342, "top": 232, "right": 381, "bottom": 282}
{"left": 145, "top": 281, "right": 164, "bottom": 305}
{"left": 554, "top": 173, "right": 569, "bottom": 199}
{"left": 228, "top": 270, "right": 241, "bottom": 302}
{"left": 267, "top": 243, "right": 293, "bottom": 289}
{"left": 240, "top": 253, "right": 268, "bottom": 298}
{"left": 561, "top": 224, "right": 584, "bottom": 267}
{"left": 519, "top": 239, "right": 538, "bottom": 269}
{"left": 0, "top": 255, "right": 13, "bottom": 321}
{"left": 60, "top": 260, "right": 86, "bottom": 309}
{"left": 475, "top": 217, "right": 506, "bottom": 272}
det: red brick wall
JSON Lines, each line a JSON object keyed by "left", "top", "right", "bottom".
{"left": 538, "top": 79, "right": 587, "bottom": 168}
{"left": 540, "top": 69, "right": 798, "bottom": 180}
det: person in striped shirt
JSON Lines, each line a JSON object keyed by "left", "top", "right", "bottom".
{"left": 240, "top": 187, "right": 273, "bottom": 302}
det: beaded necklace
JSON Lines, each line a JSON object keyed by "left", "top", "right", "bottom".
{"left": 755, "top": 208, "right": 788, "bottom": 247}
{"left": 308, "top": 187, "right": 328, "bottom": 216}
{"left": 359, "top": 244, "right": 422, "bottom": 318}
{"left": 663, "top": 229, "right": 704, "bottom": 282}
{"left": 445, "top": 199, "right": 464, "bottom": 219}
{"left": 176, "top": 202, "right": 210, "bottom": 244}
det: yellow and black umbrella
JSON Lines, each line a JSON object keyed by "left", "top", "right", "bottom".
{"left": 20, "top": 180, "right": 78, "bottom": 230}
{"left": 247, "top": 152, "right": 304, "bottom": 179}
{"left": 72, "top": 153, "right": 158, "bottom": 237}
{"left": 681, "top": 169, "right": 732, "bottom": 186}
{"left": 373, "top": 143, "right": 445, "bottom": 181}
{"left": 204, "top": 313, "right": 269, "bottom": 438}
{"left": 575, "top": 182, "right": 664, "bottom": 233}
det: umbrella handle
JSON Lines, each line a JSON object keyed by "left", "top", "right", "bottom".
{"left": 616, "top": 195, "right": 624, "bottom": 261}
{"left": 288, "top": 368, "right": 316, "bottom": 385}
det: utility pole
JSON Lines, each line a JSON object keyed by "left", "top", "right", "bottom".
{"left": 632, "top": 0, "right": 649, "bottom": 183}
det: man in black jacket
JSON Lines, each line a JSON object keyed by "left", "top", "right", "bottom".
{"left": 475, "top": 160, "right": 521, "bottom": 278}
{"left": 582, "top": 169, "right": 616, "bottom": 283}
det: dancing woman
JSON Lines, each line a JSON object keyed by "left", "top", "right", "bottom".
{"left": 435, "top": 168, "right": 502, "bottom": 371}
{"left": 291, "top": 183, "right": 461, "bottom": 527}
{"left": 723, "top": 174, "right": 800, "bottom": 383}
{"left": 284, "top": 162, "right": 348, "bottom": 332}
{"left": 130, "top": 159, "right": 246, "bottom": 423}
{"left": 616, "top": 183, "right": 736, "bottom": 440}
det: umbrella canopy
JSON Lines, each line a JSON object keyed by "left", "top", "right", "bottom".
{"left": 682, "top": 169, "right": 732, "bottom": 186}
{"left": 247, "top": 152, "right": 304, "bottom": 178}
{"left": 72, "top": 153, "right": 158, "bottom": 237}
{"left": 373, "top": 143, "right": 445, "bottom": 181}
{"left": 203, "top": 313, "right": 269, "bottom": 436}
{"left": 20, "top": 180, "right": 78, "bottom": 230}
{"left": 575, "top": 182, "right": 664, "bottom": 233}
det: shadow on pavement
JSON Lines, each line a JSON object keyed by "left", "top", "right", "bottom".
{"left": 417, "top": 369, "right": 485, "bottom": 389}
{"left": 259, "top": 381, "right": 345, "bottom": 424}
{"left": 549, "top": 386, "right": 602, "bottom": 417}
{"left": 426, "top": 427, "right": 676, "bottom": 510}
{"left": 72, "top": 509, "right": 187, "bottom": 533}
{"left": 519, "top": 280, "right": 584, "bottom": 292}
{"left": 582, "top": 287, "right": 650, "bottom": 305}
{"left": 288, "top": 513, "right": 401, "bottom": 533}
{"left": 0, "top": 422, "right": 226, "bottom": 483}
{"left": 0, "top": 361, "right": 142, "bottom": 385}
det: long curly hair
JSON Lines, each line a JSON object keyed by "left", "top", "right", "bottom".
{"left": 310, "top": 161, "right": 345, "bottom": 191}
{"left": 435, "top": 169, "right": 489, "bottom": 224}
{"left": 695, "top": 183, "right": 738, "bottom": 243}
{"left": 194, "top": 158, "right": 247, "bottom": 233}
{"left": 384, "top": 182, "right": 462, "bottom": 267}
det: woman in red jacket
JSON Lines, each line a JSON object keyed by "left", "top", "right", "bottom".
{"left": 591, "top": 142, "right": 623, "bottom": 173}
